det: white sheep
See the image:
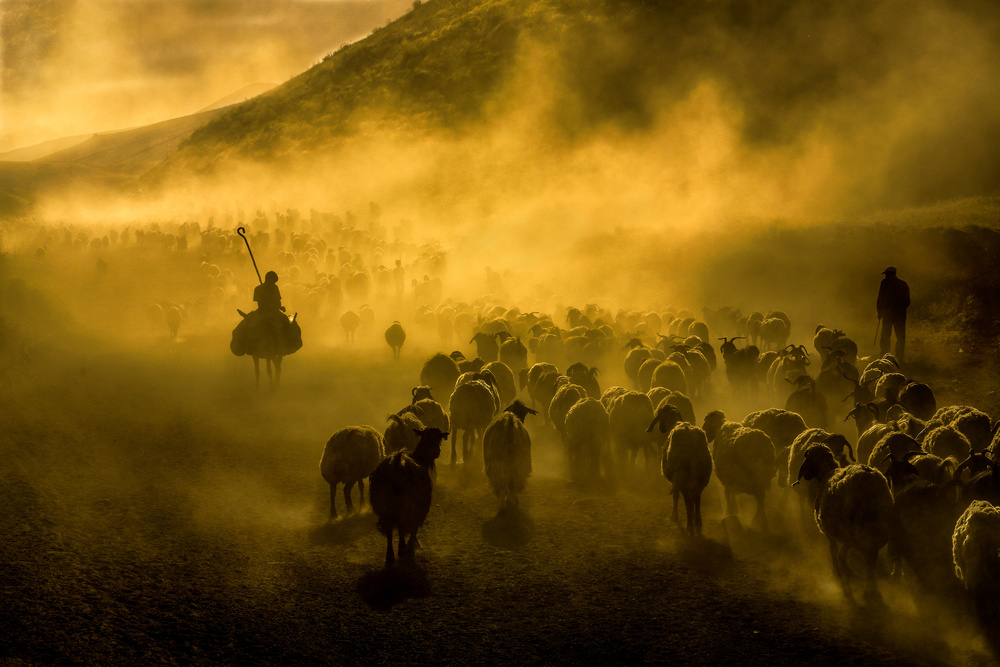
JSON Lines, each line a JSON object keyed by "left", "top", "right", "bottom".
{"left": 703, "top": 411, "right": 776, "bottom": 531}
{"left": 661, "top": 423, "right": 713, "bottom": 536}
{"left": 565, "top": 398, "right": 611, "bottom": 483}
{"left": 608, "top": 391, "right": 655, "bottom": 472}
{"left": 319, "top": 426, "right": 386, "bottom": 518}
{"left": 794, "top": 444, "right": 893, "bottom": 605}
{"left": 952, "top": 500, "right": 1000, "bottom": 650}
{"left": 449, "top": 378, "right": 499, "bottom": 465}
{"left": 483, "top": 400, "right": 538, "bottom": 510}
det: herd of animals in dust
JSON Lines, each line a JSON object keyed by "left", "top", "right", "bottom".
{"left": 17, "top": 204, "right": 1000, "bottom": 656}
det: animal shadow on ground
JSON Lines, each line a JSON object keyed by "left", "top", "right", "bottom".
{"left": 677, "top": 535, "right": 734, "bottom": 575}
{"left": 357, "top": 561, "right": 431, "bottom": 611}
{"left": 309, "top": 513, "right": 373, "bottom": 547}
{"left": 482, "top": 506, "right": 535, "bottom": 550}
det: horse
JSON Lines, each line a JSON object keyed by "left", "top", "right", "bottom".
{"left": 230, "top": 309, "right": 302, "bottom": 390}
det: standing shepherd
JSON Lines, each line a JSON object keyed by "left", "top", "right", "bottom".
{"left": 877, "top": 266, "right": 910, "bottom": 362}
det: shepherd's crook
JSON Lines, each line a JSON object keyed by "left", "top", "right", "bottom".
{"left": 237, "top": 227, "right": 262, "bottom": 285}
{"left": 873, "top": 317, "right": 881, "bottom": 346}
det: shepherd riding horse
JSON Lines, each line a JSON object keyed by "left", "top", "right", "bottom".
{"left": 231, "top": 309, "right": 302, "bottom": 390}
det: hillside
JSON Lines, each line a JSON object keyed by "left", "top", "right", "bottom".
{"left": 148, "top": 0, "right": 1000, "bottom": 212}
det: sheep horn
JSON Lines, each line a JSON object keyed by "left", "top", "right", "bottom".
{"left": 902, "top": 450, "right": 924, "bottom": 462}
{"left": 844, "top": 442, "right": 856, "bottom": 462}
{"left": 411, "top": 387, "right": 418, "bottom": 397}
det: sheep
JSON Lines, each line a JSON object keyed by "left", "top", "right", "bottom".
{"left": 881, "top": 453, "right": 959, "bottom": 603}
{"left": 662, "top": 423, "right": 713, "bottom": 536}
{"left": 784, "top": 375, "right": 828, "bottom": 430}
{"left": 867, "top": 432, "right": 922, "bottom": 473}
{"left": 449, "top": 378, "right": 499, "bottom": 465}
{"left": 624, "top": 347, "right": 653, "bottom": 388}
{"left": 531, "top": 368, "right": 569, "bottom": 423}
{"left": 523, "top": 362, "right": 560, "bottom": 416}
{"left": 470, "top": 331, "right": 500, "bottom": 362}
{"left": 565, "top": 398, "right": 612, "bottom": 483}
{"left": 659, "top": 391, "right": 696, "bottom": 425}
{"left": 922, "top": 424, "right": 971, "bottom": 463}
{"left": 498, "top": 336, "right": 528, "bottom": 379}
{"left": 650, "top": 360, "right": 688, "bottom": 395}
{"left": 953, "top": 500, "right": 1000, "bottom": 650}
{"left": 898, "top": 381, "right": 936, "bottom": 421}
{"left": 600, "top": 386, "right": 630, "bottom": 410}
{"left": 319, "top": 426, "right": 386, "bottom": 518}
{"left": 646, "top": 386, "right": 671, "bottom": 413}
{"left": 636, "top": 357, "right": 661, "bottom": 392}
{"left": 857, "top": 421, "right": 899, "bottom": 469}
{"left": 384, "top": 411, "right": 425, "bottom": 454}
{"left": 794, "top": 444, "right": 893, "bottom": 605}
{"left": 483, "top": 361, "right": 517, "bottom": 407}
{"left": 420, "top": 353, "right": 462, "bottom": 407}
{"left": 566, "top": 362, "right": 601, "bottom": 399}
{"left": 745, "top": 311, "right": 764, "bottom": 346}
{"left": 719, "top": 337, "right": 759, "bottom": 397}
{"left": 608, "top": 391, "right": 656, "bottom": 472}
{"left": 483, "top": 400, "right": 538, "bottom": 510}
{"left": 369, "top": 427, "right": 447, "bottom": 565}
{"left": 768, "top": 344, "right": 811, "bottom": 399}
{"left": 646, "top": 402, "right": 685, "bottom": 457}
{"left": 340, "top": 310, "right": 361, "bottom": 342}
{"left": 843, "top": 402, "right": 880, "bottom": 440}
{"left": 384, "top": 321, "right": 406, "bottom": 359}
{"left": 760, "top": 316, "right": 790, "bottom": 351}
{"left": 703, "top": 411, "right": 776, "bottom": 531}
{"left": 787, "top": 429, "right": 855, "bottom": 522}
{"left": 549, "top": 383, "right": 588, "bottom": 442}
{"left": 742, "top": 408, "right": 807, "bottom": 487}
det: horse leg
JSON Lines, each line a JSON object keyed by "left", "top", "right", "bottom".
{"left": 273, "top": 356, "right": 282, "bottom": 389}
{"left": 253, "top": 356, "right": 261, "bottom": 391}
{"left": 670, "top": 489, "right": 680, "bottom": 524}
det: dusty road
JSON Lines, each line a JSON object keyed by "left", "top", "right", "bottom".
{"left": 0, "top": 334, "right": 994, "bottom": 666}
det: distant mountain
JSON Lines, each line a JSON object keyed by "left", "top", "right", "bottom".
{"left": 37, "top": 108, "right": 231, "bottom": 177}
{"left": 0, "top": 134, "right": 93, "bottom": 163}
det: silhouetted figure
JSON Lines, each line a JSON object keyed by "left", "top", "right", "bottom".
{"left": 247, "top": 271, "right": 289, "bottom": 366}
{"left": 877, "top": 266, "right": 910, "bottom": 361}
{"left": 254, "top": 270, "right": 283, "bottom": 313}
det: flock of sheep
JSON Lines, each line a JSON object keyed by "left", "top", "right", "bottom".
{"left": 15, "top": 210, "right": 998, "bottom": 651}
{"left": 321, "top": 303, "right": 1000, "bottom": 652}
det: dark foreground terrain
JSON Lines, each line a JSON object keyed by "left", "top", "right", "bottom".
{"left": 0, "top": 332, "right": 996, "bottom": 666}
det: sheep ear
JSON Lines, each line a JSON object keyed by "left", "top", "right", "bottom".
{"left": 412, "top": 387, "right": 418, "bottom": 397}
{"left": 441, "top": 432, "right": 449, "bottom": 440}
{"left": 412, "top": 428, "right": 424, "bottom": 436}
{"left": 237, "top": 309, "right": 248, "bottom": 318}
{"left": 527, "top": 408, "right": 538, "bottom": 415}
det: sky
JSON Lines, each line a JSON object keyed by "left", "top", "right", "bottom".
{"left": 0, "top": 0, "right": 413, "bottom": 152}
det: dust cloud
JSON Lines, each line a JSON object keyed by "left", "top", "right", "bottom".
{"left": 2, "top": 0, "right": 1000, "bottom": 663}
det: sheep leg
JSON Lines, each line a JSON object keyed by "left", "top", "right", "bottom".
{"left": 670, "top": 489, "right": 680, "bottom": 525}
{"left": 385, "top": 531, "right": 395, "bottom": 565}
{"left": 329, "top": 483, "right": 338, "bottom": 519}
{"left": 687, "top": 493, "right": 701, "bottom": 536}
{"left": 862, "top": 548, "right": 883, "bottom": 606}
{"left": 398, "top": 531, "right": 407, "bottom": 558}
{"left": 343, "top": 480, "right": 356, "bottom": 513}
{"left": 358, "top": 478, "right": 365, "bottom": 507}
{"left": 752, "top": 492, "right": 768, "bottom": 533}
{"left": 693, "top": 492, "right": 703, "bottom": 535}
{"left": 833, "top": 541, "right": 856, "bottom": 605}
{"left": 252, "top": 356, "right": 261, "bottom": 391}
{"left": 451, "top": 432, "right": 458, "bottom": 466}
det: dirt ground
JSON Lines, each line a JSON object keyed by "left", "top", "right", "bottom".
{"left": 0, "top": 327, "right": 997, "bottom": 666}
